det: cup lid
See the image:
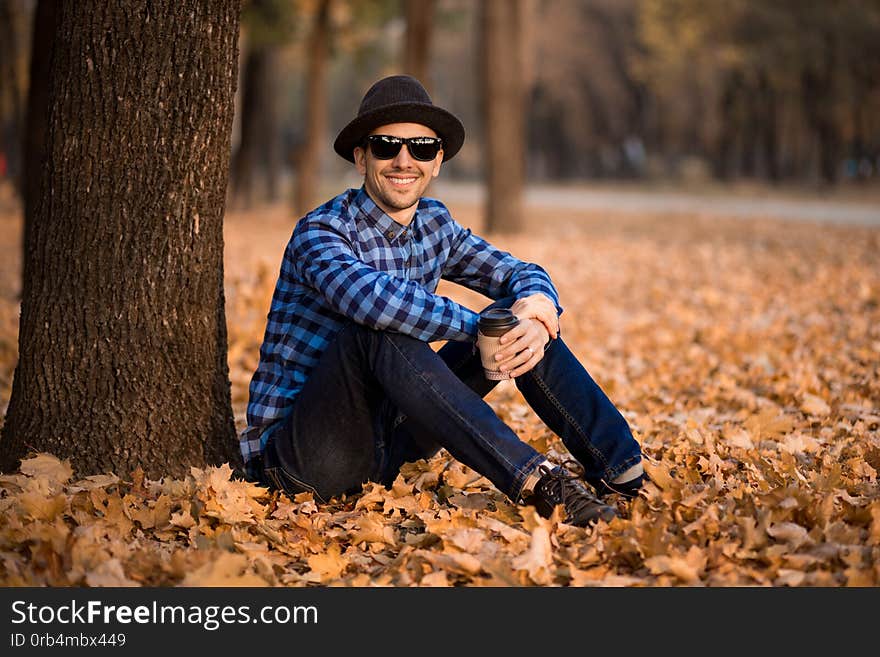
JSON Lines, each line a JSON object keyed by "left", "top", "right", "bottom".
{"left": 478, "top": 308, "right": 519, "bottom": 329}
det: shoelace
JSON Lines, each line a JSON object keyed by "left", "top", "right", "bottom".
{"left": 537, "top": 465, "right": 604, "bottom": 520}
{"left": 554, "top": 458, "right": 643, "bottom": 497}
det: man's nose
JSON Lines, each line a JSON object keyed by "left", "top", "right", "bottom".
{"left": 391, "top": 144, "right": 415, "bottom": 167}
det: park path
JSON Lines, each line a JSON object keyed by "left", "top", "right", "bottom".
{"left": 430, "top": 181, "right": 880, "bottom": 226}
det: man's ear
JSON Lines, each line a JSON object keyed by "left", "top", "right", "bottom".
{"left": 431, "top": 150, "right": 444, "bottom": 178}
{"left": 354, "top": 146, "right": 367, "bottom": 175}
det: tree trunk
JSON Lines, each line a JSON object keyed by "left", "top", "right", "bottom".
{"left": 714, "top": 71, "right": 740, "bottom": 180}
{"left": 404, "top": 0, "right": 434, "bottom": 92}
{"left": 481, "top": 0, "right": 525, "bottom": 233}
{"left": 0, "top": 0, "right": 29, "bottom": 198}
{"left": 0, "top": 0, "right": 242, "bottom": 479}
{"left": 23, "top": 0, "right": 57, "bottom": 249}
{"left": 231, "top": 44, "right": 281, "bottom": 209}
{"left": 293, "top": 0, "right": 331, "bottom": 218}
{"left": 739, "top": 79, "right": 759, "bottom": 178}
{"left": 756, "top": 69, "right": 779, "bottom": 182}
{"left": 802, "top": 67, "right": 840, "bottom": 185}
{"left": 801, "top": 32, "right": 840, "bottom": 185}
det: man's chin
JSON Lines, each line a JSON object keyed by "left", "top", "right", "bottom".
{"left": 380, "top": 191, "right": 420, "bottom": 211}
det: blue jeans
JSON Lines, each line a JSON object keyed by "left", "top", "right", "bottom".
{"left": 263, "top": 299, "right": 642, "bottom": 504}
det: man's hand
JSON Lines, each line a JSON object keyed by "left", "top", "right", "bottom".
{"left": 494, "top": 318, "right": 550, "bottom": 378}
{"left": 510, "top": 293, "right": 559, "bottom": 339}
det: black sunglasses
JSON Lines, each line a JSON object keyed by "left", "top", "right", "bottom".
{"left": 365, "top": 135, "right": 443, "bottom": 162}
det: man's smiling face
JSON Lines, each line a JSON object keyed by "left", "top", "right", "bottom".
{"left": 354, "top": 122, "right": 443, "bottom": 224}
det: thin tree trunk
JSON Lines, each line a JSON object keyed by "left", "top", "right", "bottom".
{"left": 739, "top": 79, "right": 759, "bottom": 178}
{"left": 262, "top": 50, "right": 282, "bottom": 203}
{"left": 801, "top": 32, "right": 840, "bottom": 185}
{"left": 0, "top": 0, "right": 242, "bottom": 478}
{"left": 802, "top": 67, "right": 840, "bottom": 185}
{"left": 404, "top": 0, "right": 434, "bottom": 91}
{"left": 23, "top": 0, "right": 57, "bottom": 251}
{"left": 481, "top": 0, "right": 525, "bottom": 233}
{"left": 0, "top": 0, "right": 28, "bottom": 198}
{"left": 293, "top": 0, "right": 331, "bottom": 218}
{"left": 714, "top": 71, "right": 740, "bottom": 180}
{"left": 757, "top": 69, "right": 779, "bottom": 182}
{"left": 231, "top": 45, "right": 280, "bottom": 208}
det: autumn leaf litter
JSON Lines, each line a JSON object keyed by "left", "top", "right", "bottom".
{"left": 1, "top": 204, "right": 879, "bottom": 586}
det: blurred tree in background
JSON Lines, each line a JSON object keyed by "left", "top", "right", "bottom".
{"left": 638, "top": 0, "right": 880, "bottom": 185}
{"left": 528, "top": 0, "right": 652, "bottom": 180}
{"left": 0, "top": 0, "right": 30, "bottom": 198}
{"left": 22, "top": 0, "right": 56, "bottom": 244}
{"left": 403, "top": 0, "right": 436, "bottom": 92}
{"left": 231, "top": 0, "right": 297, "bottom": 209}
{"left": 292, "top": 0, "right": 332, "bottom": 217}
{"left": 481, "top": 0, "right": 526, "bottom": 232}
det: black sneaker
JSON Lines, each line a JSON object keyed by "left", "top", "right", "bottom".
{"left": 524, "top": 465, "right": 618, "bottom": 526}
{"left": 591, "top": 473, "right": 649, "bottom": 499}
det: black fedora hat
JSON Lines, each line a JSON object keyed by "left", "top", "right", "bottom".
{"left": 334, "top": 75, "right": 465, "bottom": 163}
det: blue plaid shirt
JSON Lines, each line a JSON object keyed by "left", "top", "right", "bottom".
{"left": 240, "top": 186, "right": 562, "bottom": 475}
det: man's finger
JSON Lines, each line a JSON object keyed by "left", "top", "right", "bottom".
{"left": 498, "top": 323, "right": 527, "bottom": 344}
{"left": 510, "top": 346, "right": 542, "bottom": 377}
{"left": 500, "top": 346, "right": 534, "bottom": 374}
{"left": 537, "top": 316, "right": 557, "bottom": 339}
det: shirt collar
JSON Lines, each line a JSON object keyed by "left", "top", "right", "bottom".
{"left": 353, "top": 186, "right": 419, "bottom": 242}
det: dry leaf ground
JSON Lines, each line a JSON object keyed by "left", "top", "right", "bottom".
{"left": 1, "top": 184, "right": 879, "bottom": 587}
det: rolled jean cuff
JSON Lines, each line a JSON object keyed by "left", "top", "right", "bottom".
{"left": 510, "top": 452, "right": 549, "bottom": 503}
{"left": 601, "top": 452, "right": 643, "bottom": 483}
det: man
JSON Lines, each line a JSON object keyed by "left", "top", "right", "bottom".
{"left": 241, "top": 75, "right": 646, "bottom": 527}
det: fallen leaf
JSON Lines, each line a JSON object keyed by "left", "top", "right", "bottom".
{"left": 306, "top": 543, "right": 348, "bottom": 582}
{"left": 511, "top": 513, "right": 554, "bottom": 584}
{"left": 417, "top": 550, "right": 483, "bottom": 576}
{"left": 444, "top": 528, "right": 486, "bottom": 553}
{"left": 723, "top": 426, "right": 754, "bottom": 450}
{"left": 644, "top": 546, "right": 706, "bottom": 585}
{"left": 180, "top": 552, "right": 268, "bottom": 587}
{"left": 85, "top": 559, "right": 140, "bottom": 587}
{"left": 745, "top": 407, "right": 794, "bottom": 441}
{"left": 766, "top": 522, "right": 810, "bottom": 549}
{"left": 351, "top": 513, "right": 396, "bottom": 546}
{"left": 18, "top": 492, "right": 66, "bottom": 521}
{"left": 421, "top": 571, "right": 450, "bottom": 587}
{"left": 800, "top": 394, "right": 831, "bottom": 416}
{"left": 642, "top": 458, "right": 676, "bottom": 491}
{"left": 170, "top": 509, "right": 196, "bottom": 529}
{"left": 869, "top": 502, "right": 880, "bottom": 545}
{"left": 19, "top": 453, "right": 73, "bottom": 490}
{"left": 774, "top": 569, "right": 806, "bottom": 587}
{"left": 447, "top": 492, "right": 492, "bottom": 511}
{"left": 69, "top": 474, "right": 121, "bottom": 492}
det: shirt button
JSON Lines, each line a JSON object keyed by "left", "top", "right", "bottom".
{"left": 386, "top": 230, "right": 396, "bottom": 239}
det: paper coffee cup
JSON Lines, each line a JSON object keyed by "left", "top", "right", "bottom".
{"left": 477, "top": 309, "right": 519, "bottom": 380}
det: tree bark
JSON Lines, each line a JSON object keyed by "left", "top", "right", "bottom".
{"left": 0, "top": 0, "right": 242, "bottom": 478}
{"left": 293, "top": 0, "right": 331, "bottom": 218}
{"left": 481, "top": 0, "right": 525, "bottom": 233}
{"left": 404, "top": 0, "right": 434, "bottom": 92}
